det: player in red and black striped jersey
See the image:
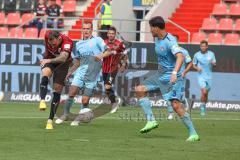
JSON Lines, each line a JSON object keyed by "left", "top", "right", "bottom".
{"left": 102, "top": 26, "right": 128, "bottom": 113}
{"left": 39, "top": 30, "right": 73, "bottom": 129}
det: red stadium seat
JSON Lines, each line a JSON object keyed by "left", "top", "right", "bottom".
{"left": 9, "top": 27, "right": 23, "bottom": 38}
{"left": 25, "top": 27, "right": 38, "bottom": 39}
{"left": 218, "top": 18, "right": 233, "bottom": 31}
{"left": 191, "top": 32, "right": 207, "bottom": 44}
{"left": 6, "top": 13, "right": 21, "bottom": 25}
{"left": 22, "top": 13, "right": 35, "bottom": 25}
{"left": 63, "top": 1, "right": 76, "bottom": 13}
{"left": 224, "top": 33, "right": 239, "bottom": 45}
{"left": 212, "top": 3, "right": 228, "bottom": 16}
{"left": 39, "top": 29, "right": 47, "bottom": 39}
{"left": 229, "top": 3, "right": 240, "bottom": 16}
{"left": 234, "top": 19, "right": 240, "bottom": 31}
{"left": 56, "top": 0, "right": 62, "bottom": 6}
{"left": 208, "top": 33, "right": 223, "bottom": 44}
{"left": 201, "top": 18, "right": 217, "bottom": 30}
{"left": 0, "top": 27, "right": 8, "bottom": 38}
{"left": 0, "top": 12, "right": 5, "bottom": 25}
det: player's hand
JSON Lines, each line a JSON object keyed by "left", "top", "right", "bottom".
{"left": 182, "top": 71, "right": 187, "bottom": 77}
{"left": 95, "top": 54, "right": 103, "bottom": 61}
{"left": 40, "top": 59, "right": 51, "bottom": 67}
{"left": 197, "top": 68, "right": 202, "bottom": 73}
{"left": 170, "top": 74, "right": 177, "bottom": 83}
{"left": 65, "top": 72, "right": 72, "bottom": 81}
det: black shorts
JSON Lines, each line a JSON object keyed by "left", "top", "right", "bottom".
{"left": 41, "top": 63, "right": 69, "bottom": 85}
{"left": 102, "top": 72, "right": 117, "bottom": 86}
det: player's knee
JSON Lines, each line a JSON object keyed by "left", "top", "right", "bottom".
{"left": 53, "top": 85, "right": 63, "bottom": 93}
{"left": 105, "top": 84, "right": 111, "bottom": 90}
{"left": 171, "top": 99, "right": 181, "bottom": 110}
{"left": 68, "top": 86, "right": 79, "bottom": 97}
{"left": 40, "top": 76, "right": 48, "bottom": 86}
{"left": 82, "top": 97, "right": 90, "bottom": 106}
{"left": 135, "top": 85, "right": 147, "bottom": 98}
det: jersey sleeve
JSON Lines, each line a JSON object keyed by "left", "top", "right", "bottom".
{"left": 211, "top": 51, "right": 216, "bottom": 64}
{"left": 61, "top": 40, "right": 73, "bottom": 54}
{"left": 73, "top": 41, "right": 82, "bottom": 59}
{"left": 169, "top": 41, "right": 183, "bottom": 56}
{"left": 193, "top": 53, "right": 198, "bottom": 65}
{"left": 96, "top": 37, "right": 108, "bottom": 52}
{"left": 184, "top": 50, "right": 192, "bottom": 64}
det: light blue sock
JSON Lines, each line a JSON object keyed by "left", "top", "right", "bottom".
{"left": 166, "top": 100, "right": 174, "bottom": 114}
{"left": 181, "top": 112, "right": 197, "bottom": 136}
{"left": 138, "top": 97, "right": 155, "bottom": 121}
{"left": 64, "top": 98, "right": 74, "bottom": 115}
{"left": 200, "top": 103, "right": 206, "bottom": 113}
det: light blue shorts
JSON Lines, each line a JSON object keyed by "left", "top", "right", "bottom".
{"left": 142, "top": 74, "right": 185, "bottom": 101}
{"left": 71, "top": 69, "right": 98, "bottom": 97}
{"left": 198, "top": 77, "right": 211, "bottom": 91}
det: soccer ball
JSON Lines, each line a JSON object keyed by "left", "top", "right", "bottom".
{"left": 78, "top": 108, "right": 94, "bottom": 123}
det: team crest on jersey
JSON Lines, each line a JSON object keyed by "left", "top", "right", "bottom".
{"left": 160, "top": 46, "right": 165, "bottom": 51}
{"left": 64, "top": 44, "right": 71, "bottom": 49}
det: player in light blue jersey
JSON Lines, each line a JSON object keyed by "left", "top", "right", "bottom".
{"left": 135, "top": 16, "right": 199, "bottom": 142}
{"left": 193, "top": 40, "right": 216, "bottom": 116}
{"left": 166, "top": 47, "right": 193, "bottom": 120}
{"left": 55, "top": 21, "right": 111, "bottom": 126}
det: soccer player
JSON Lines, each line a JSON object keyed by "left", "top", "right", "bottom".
{"left": 39, "top": 30, "right": 73, "bottom": 129}
{"left": 55, "top": 21, "right": 111, "bottom": 126}
{"left": 193, "top": 40, "right": 216, "bottom": 116}
{"left": 102, "top": 26, "right": 128, "bottom": 113}
{"left": 167, "top": 47, "right": 192, "bottom": 120}
{"left": 135, "top": 16, "right": 199, "bottom": 141}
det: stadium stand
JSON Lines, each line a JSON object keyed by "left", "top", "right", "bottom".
{"left": 208, "top": 32, "right": 223, "bottom": 44}
{"left": 6, "top": 13, "right": 21, "bottom": 25}
{"left": 22, "top": 13, "right": 35, "bottom": 25}
{"left": 218, "top": 18, "right": 233, "bottom": 31}
{"left": 201, "top": 18, "right": 217, "bottom": 31}
{"left": 18, "top": 0, "right": 35, "bottom": 13}
{"left": 4, "top": 0, "right": 17, "bottom": 13}
{"left": 0, "top": 12, "right": 5, "bottom": 25}
{"left": 9, "top": 27, "right": 23, "bottom": 38}
{"left": 0, "top": 27, "right": 8, "bottom": 38}
{"left": 191, "top": 32, "right": 207, "bottom": 44}
{"left": 224, "top": 33, "right": 239, "bottom": 45}
{"left": 234, "top": 19, "right": 240, "bottom": 31}
{"left": 63, "top": 0, "right": 77, "bottom": 13}
{"left": 212, "top": 3, "right": 228, "bottom": 16}
{"left": 24, "top": 27, "right": 38, "bottom": 38}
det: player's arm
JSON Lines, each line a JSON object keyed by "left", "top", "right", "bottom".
{"left": 182, "top": 61, "right": 193, "bottom": 77}
{"left": 40, "top": 51, "right": 70, "bottom": 66}
{"left": 171, "top": 52, "right": 184, "bottom": 83}
{"left": 192, "top": 54, "right": 202, "bottom": 72}
{"left": 96, "top": 49, "right": 111, "bottom": 60}
{"left": 66, "top": 59, "right": 80, "bottom": 79}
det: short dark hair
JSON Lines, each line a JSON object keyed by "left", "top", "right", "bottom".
{"left": 108, "top": 26, "right": 116, "bottom": 33}
{"left": 149, "top": 16, "right": 165, "bottom": 29}
{"left": 48, "top": 31, "right": 60, "bottom": 40}
{"left": 200, "top": 40, "right": 208, "bottom": 46}
{"left": 83, "top": 20, "right": 93, "bottom": 28}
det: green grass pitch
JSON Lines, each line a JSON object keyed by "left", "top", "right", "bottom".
{"left": 0, "top": 102, "right": 240, "bottom": 160}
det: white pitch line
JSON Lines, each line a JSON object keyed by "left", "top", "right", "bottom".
{"left": 1, "top": 116, "right": 240, "bottom": 121}
{"left": 72, "top": 139, "right": 90, "bottom": 142}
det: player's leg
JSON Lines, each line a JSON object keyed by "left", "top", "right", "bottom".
{"left": 39, "top": 64, "right": 54, "bottom": 111}
{"left": 199, "top": 78, "right": 210, "bottom": 116}
{"left": 45, "top": 63, "right": 69, "bottom": 129}
{"left": 46, "top": 83, "right": 63, "bottom": 129}
{"left": 136, "top": 74, "right": 160, "bottom": 133}
{"left": 55, "top": 69, "right": 84, "bottom": 124}
{"left": 162, "top": 78, "right": 199, "bottom": 141}
{"left": 70, "top": 91, "right": 92, "bottom": 126}
{"left": 166, "top": 100, "right": 174, "bottom": 120}
{"left": 103, "top": 73, "right": 118, "bottom": 113}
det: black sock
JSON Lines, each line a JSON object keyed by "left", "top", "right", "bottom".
{"left": 49, "top": 92, "right": 61, "bottom": 120}
{"left": 40, "top": 76, "right": 48, "bottom": 100}
{"left": 108, "top": 88, "right": 116, "bottom": 104}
